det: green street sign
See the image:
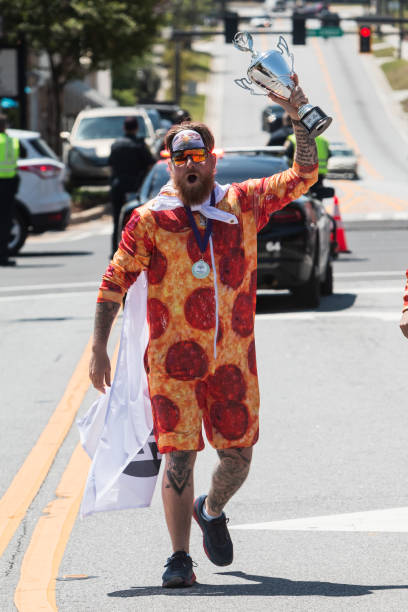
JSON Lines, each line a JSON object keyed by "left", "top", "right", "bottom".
{"left": 307, "top": 26, "right": 344, "bottom": 37}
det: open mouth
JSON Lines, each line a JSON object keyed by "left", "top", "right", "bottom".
{"left": 187, "top": 174, "right": 198, "bottom": 184}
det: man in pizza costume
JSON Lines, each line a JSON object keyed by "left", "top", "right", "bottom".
{"left": 89, "top": 77, "right": 318, "bottom": 588}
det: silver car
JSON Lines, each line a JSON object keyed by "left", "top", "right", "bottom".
{"left": 327, "top": 143, "right": 359, "bottom": 179}
{"left": 61, "top": 107, "right": 159, "bottom": 188}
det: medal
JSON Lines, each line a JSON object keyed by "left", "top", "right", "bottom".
{"left": 185, "top": 190, "right": 215, "bottom": 279}
{"left": 198, "top": 214, "right": 207, "bottom": 228}
{"left": 192, "top": 259, "right": 210, "bottom": 279}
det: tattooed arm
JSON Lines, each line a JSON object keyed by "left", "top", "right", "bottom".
{"left": 292, "top": 119, "right": 318, "bottom": 166}
{"left": 267, "top": 73, "right": 317, "bottom": 167}
{"left": 89, "top": 301, "right": 121, "bottom": 393}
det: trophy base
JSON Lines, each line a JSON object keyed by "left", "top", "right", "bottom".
{"left": 298, "top": 105, "right": 332, "bottom": 138}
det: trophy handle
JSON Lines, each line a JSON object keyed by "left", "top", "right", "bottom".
{"left": 234, "top": 77, "right": 267, "bottom": 96}
{"left": 277, "top": 36, "right": 294, "bottom": 75}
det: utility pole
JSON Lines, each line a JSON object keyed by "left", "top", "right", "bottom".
{"left": 174, "top": 39, "right": 182, "bottom": 105}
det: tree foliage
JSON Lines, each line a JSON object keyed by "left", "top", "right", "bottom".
{"left": 1, "top": 0, "right": 167, "bottom": 86}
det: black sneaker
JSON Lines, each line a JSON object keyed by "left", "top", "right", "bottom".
{"left": 193, "top": 494, "right": 233, "bottom": 566}
{"left": 162, "top": 551, "right": 196, "bottom": 588}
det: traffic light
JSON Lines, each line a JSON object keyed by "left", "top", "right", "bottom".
{"left": 224, "top": 12, "right": 239, "bottom": 44}
{"left": 320, "top": 11, "right": 340, "bottom": 27}
{"left": 359, "top": 25, "right": 371, "bottom": 53}
{"left": 292, "top": 13, "right": 306, "bottom": 45}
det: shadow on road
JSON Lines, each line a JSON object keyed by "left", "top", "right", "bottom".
{"left": 256, "top": 292, "right": 356, "bottom": 315}
{"left": 107, "top": 570, "right": 408, "bottom": 598}
{"left": 17, "top": 251, "right": 93, "bottom": 257}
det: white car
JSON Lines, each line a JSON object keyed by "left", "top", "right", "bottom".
{"left": 327, "top": 142, "right": 359, "bottom": 179}
{"left": 61, "top": 106, "right": 160, "bottom": 188}
{"left": 7, "top": 129, "right": 71, "bottom": 255}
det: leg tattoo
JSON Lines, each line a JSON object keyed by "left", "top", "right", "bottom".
{"left": 207, "top": 447, "right": 253, "bottom": 515}
{"left": 165, "top": 451, "right": 195, "bottom": 496}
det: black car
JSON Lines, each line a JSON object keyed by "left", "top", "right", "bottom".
{"left": 118, "top": 149, "right": 334, "bottom": 308}
{"left": 261, "top": 104, "right": 286, "bottom": 133}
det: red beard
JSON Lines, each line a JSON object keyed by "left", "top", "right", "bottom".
{"left": 174, "top": 172, "right": 214, "bottom": 207}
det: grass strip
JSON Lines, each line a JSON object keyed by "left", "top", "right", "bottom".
{"left": 373, "top": 46, "right": 395, "bottom": 58}
{"left": 381, "top": 59, "right": 408, "bottom": 90}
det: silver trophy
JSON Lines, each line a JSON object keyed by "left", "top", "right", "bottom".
{"left": 233, "top": 31, "right": 332, "bottom": 137}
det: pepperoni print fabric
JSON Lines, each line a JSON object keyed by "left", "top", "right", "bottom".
{"left": 97, "top": 162, "right": 318, "bottom": 452}
{"left": 403, "top": 270, "right": 408, "bottom": 312}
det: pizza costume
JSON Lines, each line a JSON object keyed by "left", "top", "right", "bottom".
{"left": 97, "top": 159, "right": 318, "bottom": 454}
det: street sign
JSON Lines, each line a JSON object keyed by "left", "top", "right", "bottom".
{"left": 307, "top": 26, "right": 344, "bottom": 37}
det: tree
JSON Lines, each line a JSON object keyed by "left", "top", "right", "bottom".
{"left": 0, "top": 0, "right": 167, "bottom": 150}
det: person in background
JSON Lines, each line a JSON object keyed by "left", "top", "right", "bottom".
{"left": 108, "top": 116, "right": 155, "bottom": 257}
{"left": 266, "top": 111, "right": 293, "bottom": 146}
{"left": 399, "top": 275, "right": 408, "bottom": 338}
{"left": 0, "top": 114, "right": 19, "bottom": 267}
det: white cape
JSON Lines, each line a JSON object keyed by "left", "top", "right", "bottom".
{"left": 77, "top": 272, "right": 161, "bottom": 517}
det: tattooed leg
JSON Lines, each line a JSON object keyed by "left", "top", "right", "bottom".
{"left": 162, "top": 450, "right": 197, "bottom": 553}
{"left": 206, "top": 447, "right": 253, "bottom": 516}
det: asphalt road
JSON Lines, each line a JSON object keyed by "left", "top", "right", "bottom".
{"left": 1, "top": 218, "right": 408, "bottom": 612}
{"left": 206, "top": 13, "right": 408, "bottom": 219}
{"left": 2, "top": 9, "right": 408, "bottom": 611}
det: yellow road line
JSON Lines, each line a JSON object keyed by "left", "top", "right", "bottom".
{"left": 14, "top": 444, "right": 89, "bottom": 611}
{"left": 310, "top": 38, "right": 383, "bottom": 180}
{"left": 14, "top": 343, "right": 120, "bottom": 611}
{"left": 0, "top": 336, "right": 94, "bottom": 557}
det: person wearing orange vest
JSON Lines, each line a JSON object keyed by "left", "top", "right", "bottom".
{"left": 0, "top": 114, "right": 20, "bottom": 266}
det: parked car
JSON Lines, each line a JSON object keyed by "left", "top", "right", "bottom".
{"left": 118, "top": 148, "right": 334, "bottom": 307}
{"left": 249, "top": 16, "right": 273, "bottom": 27}
{"left": 7, "top": 129, "right": 71, "bottom": 255}
{"left": 138, "top": 103, "right": 191, "bottom": 127}
{"left": 262, "top": 104, "right": 286, "bottom": 133}
{"left": 327, "top": 142, "right": 359, "bottom": 179}
{"left": 60, "top": 107, "right": 160, "bottom": 189}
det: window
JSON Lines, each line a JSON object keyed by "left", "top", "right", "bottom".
{"left": 75, "top": 116, "right": 147, "bottom": 140}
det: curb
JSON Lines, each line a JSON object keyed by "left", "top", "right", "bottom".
{"left": 69, "top": 203, "right": 110, "bottom": 226}
{"left": 344, "top": 217, "right": 408, "bottom": 231}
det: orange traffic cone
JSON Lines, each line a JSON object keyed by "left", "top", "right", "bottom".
{"left": 332, "top": 195, "right": 351, "bottom": 254}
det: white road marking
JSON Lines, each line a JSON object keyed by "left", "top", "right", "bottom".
{"left": 335, "top": 271, "right": 405, "bottom": 278}
{"left": 0, "top": 281, "right": 98, "bottom": 292}
{"left": 230, "top": 507, "right": 408, "bottom": 533}
{"left": 333, "top": 286, "right": 401, "bottom": 294}
{"left": 0, "top": 290, "right": 96, "bottom": 303}
{"left": 257, "top": 310, "right": 399, "bottom": 322}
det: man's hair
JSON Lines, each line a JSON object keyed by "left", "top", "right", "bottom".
{"left": 165, "top": 121, "right": 214, "bottom": 153}
{"left": 124, "top": 116, "right": 138, "bottom": 132}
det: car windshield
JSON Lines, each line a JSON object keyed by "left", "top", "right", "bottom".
{"left": 140, "top": 155, "right": 289, "bottom": 202}
{"left": 28, "top": 137, "right": 59, "bottom": 160}
{"left": 145, "top": 109, "right": 161, "bottom": 131}
{"left": 75, "top": 116, "right": 147, "bottom": 140}
{"left": 331, "top": 149, "right": 354, "bottom": 157}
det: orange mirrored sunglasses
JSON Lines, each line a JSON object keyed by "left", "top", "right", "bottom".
{"left": 172, "top": 148, "right": 208, "bottom": 166}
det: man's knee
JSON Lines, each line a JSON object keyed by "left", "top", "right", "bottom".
{"left": 216, "top": 447, "right": 253, "bottom": 471}
{"left": 164, "top": 450, "right": 197, "bottom": 496}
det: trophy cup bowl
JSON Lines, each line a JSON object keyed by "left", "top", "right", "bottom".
{"left": 233, "top": 32, "right": 332, "bottom": 138}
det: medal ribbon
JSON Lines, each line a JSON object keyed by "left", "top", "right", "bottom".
{"left": 184, "top": 189, "right": 215, "bottom": 254}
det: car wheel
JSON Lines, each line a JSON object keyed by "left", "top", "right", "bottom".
{"left": 8, "top": 208, "right": 28, "bottom": 255}
{"left": 292, "top": 256, "right": 321, "bottom": 309}
{"left": 321, "top": 260, "right": 333, "bottom": 295}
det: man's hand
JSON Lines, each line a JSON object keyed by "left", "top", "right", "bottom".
{"left": 400, "top": 311, "right": 408, "bottom": 339}
{"left": 89, "top": 347, "right": 111, "bottom": 394}
{"left": 268, "top": 73, "right": 308, "bottom": 121}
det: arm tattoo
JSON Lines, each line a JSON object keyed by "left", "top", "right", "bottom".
{"left": 93, "top": 302, "right": 120, "bottom": 348}
{"left": 207, "top": 447, "right": 252, "bottom": 515}
{"left": 292, "top": 119, "right": 318, "bottom": 166}
{"left": 165, "top": 451, "right": 193, "bottom": 496}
